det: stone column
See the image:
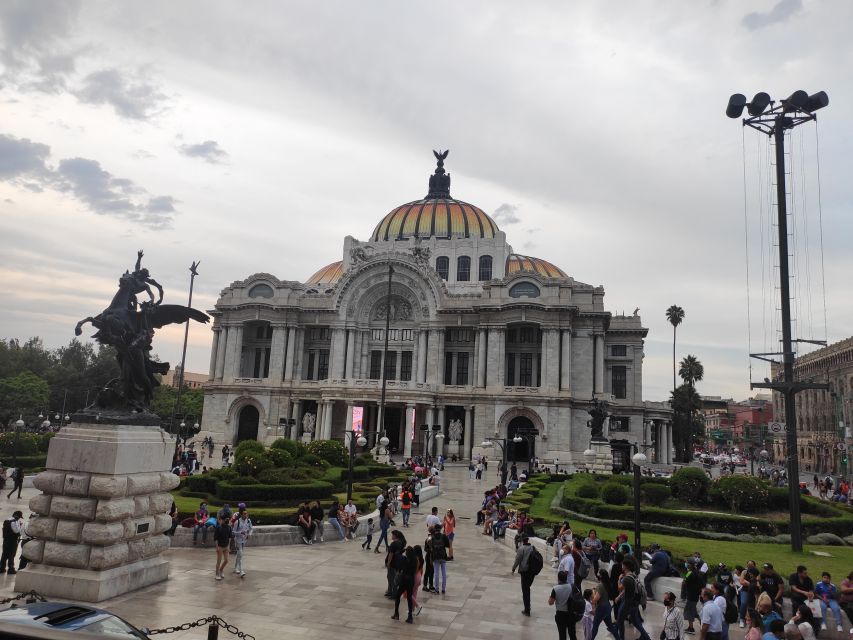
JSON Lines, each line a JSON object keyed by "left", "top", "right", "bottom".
{"left": 560, "top": 329, "right": 572, "bottom": 391}
{"left": 345, "top": 402, "right": 354, "bottom": 447}
{"left": 544, "top": 329, "right": 560, "bottom": 390}
{"left": 345, "top": 330, "right": 356, "bottom": 379}
{"left": 404, "top": 404, "right": 415, "bottom": 457}
{"left": 293, "top": 328, "right": 305, "bottom": 380}
{"left": 489, "top": 328, "right": 505, "bottom": 387}
{"left": 284, "top": 326, "right": 297, "bottom": 380}
{"left": 436, "top": 406, "right": 446, "bottom": 457}
{"left": 417, "top": 330, "right": 428, "bottom": 383}
{"left": 214, "top": 326, "right": 228, "bottom": 380}
{"left": 427, "top": 329, "right": 440, "bottom": 384}
{"left": 436, "top": 331, "right": 446, "bottom": 385}
{"left": 477, "top": 329, "right": 487, "bottom": 387}
{"left": 268, "top": 324, "right": 286, "bottom": 381}
{"left": 291, "top": 400, "right": 302, "bottom": 439}
{"left": 330, "top": 329, "right": 345, "bottom": 379}
{"left": 324, "top": 400, "right": 334, "bottom": 440}
{"left": 230, "top": 324, "right": 244, "bottom": 379}
{"left": 368, "top": 405, "right": 378, "bottom": 448}
{"left": 208, "top": 328, "right": 220, "bottom": 380}
{"left": 666, "top": 422, "right": 673, "bottom": 464}
{"left": 594, "top": 334, "right": 605, "bottom": 394}
{"left": 464, "top": 406, "right": 473, "bottom": 459}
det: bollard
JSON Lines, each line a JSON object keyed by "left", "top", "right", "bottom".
{"left": 208, "top": 623, "right": 219, "bottom": 639}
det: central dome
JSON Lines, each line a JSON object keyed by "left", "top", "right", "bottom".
{"left": 370, "top": 150, "right": 500, "bottom": 242}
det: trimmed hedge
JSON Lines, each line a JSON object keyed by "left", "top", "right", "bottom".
{"left": 215, "top": 480, "right": 334, "bottom": 502}
{"left": 671, "top": 467, "right": 711, "bottom": 503}
{"left": 305, "top": 440, "right": 348, "bottom": 467}
{"left": 641, "top": 483, "right": 671, "bottom": 506}
{"left": 5, "top": 454, "right": 47, "bottom": 471}
{"left": 714, "top": 475, "right": 768, "bottom": 512}
{"left": 601, "top": 482, "right": 629, "bottom": 505}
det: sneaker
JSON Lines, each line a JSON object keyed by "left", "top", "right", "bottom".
{"left": 320, "top": 537, "right": 324, "bottom": 542}
{"left": 821, "top": 623, "right": 828, "bottom": 631}
{"left": 240, "top": 572, "right": 246, "bottom": 578}
{"left": 686, "top": 629, "right": 695, "bottom": 635}
{"left": 233, "top": 569, "right": 240, "bottom": 574}
{"left": 302, "top": 537, "right": 309, "bottom": 544}
{"left": 6, "top": 569, "right": 16, "bottom": 575}
{"left": 739, "top": 621, "right": 745, "bottom": 629}
{"left": 215, "top": 574, "right": 223, "bottom": 581}
{"left": 521, "top": 610, "right": 530, "bottom": 616}
{"left": 441, "top": 590, "right": 446, "bottom": 594}
{"left": 837, "top": 626, "right": 844, "bottom": 633}
{"left": 406, "top": 616, "right": 413, "bottom": 624}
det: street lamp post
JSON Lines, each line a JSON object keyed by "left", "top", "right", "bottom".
{"left": 512, "top": 431, "right": 538, "bottom": 475}
{"left": 12, "top": 416, "right": 24, "bottom": 468}
{"left": 375, "top": 264, "right": 394, "bottom": 452}
{"left": 728, "top": 88, "right": 830, "bottom": 553}
{"left": 482, "top": 438, "right": 508, "bottom": 486}
{"left": 631, "top": 443, "right": 648, "bottom": 554}
{"left": 171, "top": 259, "right": 200, "bottom": 462}
{"left": 345, "top": 429, "right": 368, "bottom": 502}
{"left": 420, "top": 424, "right": 444, "bottom": 459}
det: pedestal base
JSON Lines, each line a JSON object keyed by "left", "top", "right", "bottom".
{"left": 445, "top": 442, "right": 460, "bottom": 458}
{"left": 301, "top": 433, "right": 313, "bottom": 444}
{"left": 586, "top": 441, "right": 613, "bottom": 474}
{"left": 14, "top": 556, "right": 169, "bottom": 602}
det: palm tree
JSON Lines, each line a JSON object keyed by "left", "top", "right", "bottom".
{"left": 678, "top": 355, "right": 704, "bottom": 388}
{"left": 665, "top": 305, "right": 685, "bottom": 392}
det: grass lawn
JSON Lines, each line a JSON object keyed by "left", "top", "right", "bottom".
{"left": 531, "top": 482, "right": 853, "bottom": 577}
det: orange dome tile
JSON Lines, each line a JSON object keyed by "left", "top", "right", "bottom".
{"left": 506, "top": 254, "right": 567, "bottom": 278}
{"left": 371, "top": 198, "right": 499, "bottom": 241}
{"left": 305, "top": 261, "right": 343, "bottom": 285}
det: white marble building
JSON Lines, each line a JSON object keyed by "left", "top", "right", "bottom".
{"left": 201, "top": 153, "right": 672, "bottom": 466}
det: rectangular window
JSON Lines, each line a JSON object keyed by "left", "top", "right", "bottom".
{"left": 307, "top": 351, "right": 316, "bottom": 380}
{"left": 518, "top": 354, "right": 532, "bottom": 386}
{"left": 612, "top": 365, "right": 627, "bottom": 399}
{"left": 610, "top": 416, "right": 629, "bottom": 432}
{"left": 317, "top": 350, "right": 329, "bottom": 380}
{"left": 611, "top": 345, "right": 627, "bottom": 357}
{"left": 263, "top": 347, "right": 271, "bottom": 378}
{"left": 445, "top": 353, "right": 454, "bottom": 385}
{"left": 386, "top": 351, "right": 397, "bottom": 380}
{"left": 253, "top": 348, "right": 262, "bottom": 378}
{"left": 456, "top": 352, "right": 469, "bottom": 386}
{"left": 400, "top": 351, "right": 412, "bottom": 381}
{"left": 369, "top": 351, "right": 382, "bottom": 379}
{"left": 309, "top": 327, "right": 330, "bottom": 341}
{"left": 507, "top": 354, "right": 516, "bottom": 386}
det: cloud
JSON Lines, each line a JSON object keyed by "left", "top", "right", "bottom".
{"left": 0, "top": 133, "right": 176, "bottom": 229}
{"left": 132, "top": 149, "right": 155, "bottom": 160}
{"left": 742, "top": 0, "right": 802, "bottom": 30}
{"left": 74, "top": 68, "right": 168, "bottom": 120}
{"left": 492, "top": 202, "right": 521, "bottom": 225}
{"left": 177, "top": 139, "right": 228, "bottom": 164}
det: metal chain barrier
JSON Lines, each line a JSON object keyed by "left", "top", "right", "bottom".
{"left": 147, "top": 615, "right": 255, "bottom": 640}
{"left": 0, "top": 591, "right": 47, "bottom": 605}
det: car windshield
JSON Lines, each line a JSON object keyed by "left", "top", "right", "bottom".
{"left": 79, "top": 615, "right": 148, "bottom": 639}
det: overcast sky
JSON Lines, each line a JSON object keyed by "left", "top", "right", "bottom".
{"left": 1, "top": 0, "right": 850, "bottom": 402}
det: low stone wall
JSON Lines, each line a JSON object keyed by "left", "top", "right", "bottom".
{"left": 168, "top": 483, "right": 441, "bottom": 548}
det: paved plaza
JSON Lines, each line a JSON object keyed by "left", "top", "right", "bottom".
{"left": 0, "top": 466, "right": 673, "bottom": 639}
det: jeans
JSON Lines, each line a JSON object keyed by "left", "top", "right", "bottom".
{"left": 0, "top": 540, "right": 18, "bottom": 572}
{"left": 520, "top": 571, "right": 535, "bottom": 613}
{"left": 556, "top": 609, "right": 577, "bottom": 640}
{"left": 820, "top": 599, "right": 843, "bottom": 626}
{"left": 644, "top": 569, "right": 664, "bottom": 599}
{"left": 721, "top": 622, "right": 729, "bottom": 640}
{"left": 402, "top": 509, "right": 410, "bottom": 526}
{"left": 330, "top": 518, "right": 346, "bottom": 540}
{"left": 590, "top": 600, "right": 618, "bottom": 640}
{"left": 193, "top": 523, "right": 208, "bottom": 543}
{"left": 377, "top": 524, "right": 390, "bottom": 550}
{"left": 493, "top": 521, "right": 509, "bottom": 539}
{"left": 395, "top": 574, "right": 414, "bottom": 617}
{"left": 433, "top": 559, "right": 447, "bottom": 592}
{"left": 234, "top": 541, "right": 245, "bottom": 573}
{"left": 738, "top": 590, "right": 749, "bottom": 622}
{"left": 313, "top": 519, "right": 324, "bottom": 541}
{"left": 616, "top": 601, "right": 651, "bottom": 640}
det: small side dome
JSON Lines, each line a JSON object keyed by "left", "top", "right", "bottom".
{"left": 506, "top": 254, "right": 568, "bottom": 279}
{"left": 305, "top": 261, "right": 343, "bottom": 285}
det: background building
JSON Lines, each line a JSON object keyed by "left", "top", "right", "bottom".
{"left": 161, "top": 366, "right": 207, "bottom": 390}
{"left": 200, "top": 154, "right": 671, "bottom": 464}
{"left": 702, "top": 394, "right": 774, "bottom": 454}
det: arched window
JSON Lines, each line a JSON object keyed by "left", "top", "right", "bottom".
{"left": 478, "top": 255, "right": 493, "bottom": 281}
{"left": 457, "top": 256, "right": 471, "bottom": 282}
{"left": 435, "top": 256, "right": 449, "bottom": 280}
{"left": 248, "top": 283, "right": 274, "bottom": 298}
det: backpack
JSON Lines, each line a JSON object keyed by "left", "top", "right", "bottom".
{"left": 527, "top": 546, "right": 544, "bottom": 576}
{"left": 724, "top": 593, "right": 738, "bottom": 624}
{"left": 577, "top": 553, "right": 592, "bottom": 580}
{"left": 401, "top": 492, "right": 411, "bottom": 506}
{"left": 628, "top": 575, "right": 648, "bottom": 609}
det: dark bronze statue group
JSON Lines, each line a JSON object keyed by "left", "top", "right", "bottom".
{"left": 75, "top": 251, "right": 208, "bottom": 417}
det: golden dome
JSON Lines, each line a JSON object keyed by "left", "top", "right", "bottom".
{"left": 506, "top": 254, "right": 567, "bottom": 279}
{"left": 371, "top": 198, "right": 499, "bottom": 242}
{"left": 305, "top": 261, "right": 343, "bottom": 285}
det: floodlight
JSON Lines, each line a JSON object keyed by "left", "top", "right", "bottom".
{"left": 726, "top": 93, "right": 747, "bottom": 118}
{"left": 782, "top": 90, "right": 808, "bottom": 112}
{"left": 804, "top": 91, "right": 828, "bottom": 113}
{"left": 747, "top": 92, "right": 771, "bottom": 116}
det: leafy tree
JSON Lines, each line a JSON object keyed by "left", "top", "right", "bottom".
{"left": 0, "top": 371, "right": 50, "bottom": 426}
{"left": 678, "top": 354, "right": 704, "bottom": 388}
{"left": 665, "top": 305, "right": 685, "bottom": 392}
{"left": 671, "top": 383, "right": 703, "bottom": 463}
{"left": 150, "top": 385, "right": 204, "bottom": 426}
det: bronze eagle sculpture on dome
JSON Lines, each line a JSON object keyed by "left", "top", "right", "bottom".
{"left": 75, "top": 250, "right": 209, "bottom": 416}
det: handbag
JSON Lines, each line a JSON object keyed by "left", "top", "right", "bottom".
{"left": 805, "top": 599, "right": 822, "bottom": 619}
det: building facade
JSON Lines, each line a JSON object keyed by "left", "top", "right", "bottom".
{"left": 772, "top": 337, "right": 853, "bottom": 476}
{"left": 200, "top": 153, "right": 671, "bottom": 464}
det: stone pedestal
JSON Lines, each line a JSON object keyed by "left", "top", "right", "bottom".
{"left": 586, "top": 440, "right": 613, "bottom": 474}
{"left": 445, "top": 442, "right": 460, "bottom": 459}
{"left": 15, "top": 419, "right": 179, "bottom": 602}
{"left": 301, "top": 432, "right": 313, "bottom": 444}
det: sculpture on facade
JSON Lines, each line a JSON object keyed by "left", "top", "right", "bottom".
{"left": 374, "top": 297, "right": 412, "bottom": 321}
{"left": 448, "top": 419, "right": 462, "bottom": 443}
{"left": 74, "top": 250, "right": 209, "bottom": 415}
{"left": 587, "top": 398, "right": 610, "bottom": 441}
{"left": 302, "top": 412, "right": 316, "bottom": 435}
{"left": 427, "top": 149, "right": 451, "bottom": 198}
{"left": 349, "top": 245, "right": 370, "bottom": 264}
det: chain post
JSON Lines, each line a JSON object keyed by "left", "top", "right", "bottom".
{"left": 208, "top": 622, "right": 219, "bottom": 640}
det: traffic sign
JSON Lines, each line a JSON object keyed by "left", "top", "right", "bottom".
{"left": 768, "top": 421, "right": 786, "bottom": 434}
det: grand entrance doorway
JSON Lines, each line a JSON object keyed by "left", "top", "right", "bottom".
{"left": 236, "top": 405, "right": 259, "bottom": 443}
{"left": 384, "top": 407, "right": 402, "bottom": 453}
{"left": 508, "top": 416, "right": 535, "bottom": 462}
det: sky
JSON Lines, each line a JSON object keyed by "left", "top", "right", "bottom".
{"left": 1, "top": 0, "right": 851, "bottom": 402}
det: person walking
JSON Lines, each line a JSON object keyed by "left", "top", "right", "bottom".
{"left": 423, "top": 530, "right": 435, "bottom": 593}
{"left": 511, "top": 534, "right": 539, "bottom": 617}
{"left": 400, "top": 485, "right": 412, "bottom": 527}
{"left": 683, "top": 559, "right": 705, "bottom": 635}
{"left": 548, "top": 570, "right": 577, "bottom": 640}
{"left": 362, "top": 518, "right": 375, "bottom": 550}
{"left": 582, "top": 529, "right": 603, "bottom": 574}
{"left": 6, "top": 468, "right": 23, "bottom": 500}
{"left": 411, "top": 545, "right": 424, "bottom": 616}
{"left": 0, "top": 510, "right": 23, "bottom": 575}
{"left": 391, "top": 546, "right": 416, "bottom": 624}
{"left": 699, "top": 588, "right": 724, "bottom": 640}
{"left": 661, "top": 591, "right": 685, "bottom": 640}
{"left": 590, "top": 569, "right": 619, "bottom": 640}
{"left": 615, "top": 558, "right": 652, "bottom": 640}
{"left": 443, "top": 509, "right": 456, "bottom": 560}
{"left": 375, "top": 503, "right": 392, "bottom": 553}
{"left": 428, "top": 525, "right": 450, "bottom": 594}
{"left": 384, "top": 529, "right": 406, "bottom": 599}
{"left": 213, "top": 513, "right": 232, "bottom": 580}
{"left": 231, "top": 507, "right": 252, "bottom": 577}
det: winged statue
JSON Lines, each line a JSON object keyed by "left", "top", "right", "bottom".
{"left": 75, "top": 250, "right": 209, "bottom": 414}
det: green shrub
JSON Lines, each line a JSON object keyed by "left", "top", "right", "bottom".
{"left": 215, "top": 480, "right": 334, "bottom": 502}
{"left": 233, "top": 439, "right": 265, "bottom": 457}
{"left": 234, "top": 449, "right": 274, "bottom": 477}
{"left": 671, "top": 467, "right": 711, "bottom": 503}
{"left": 267, "top": 448, "right": 292, "bottom": 467}
{"left": 641, "top": 483, "right": 671, "bottom": 506}
{"left": 270, "top": 438, "right": 307, "bottom": 459}
{"left": 301, "top": 453, "right": 323, "bottom": 467}
{"left": 228, "top": 476, "right": 261, "bottom": 486}
{"left": 0, "top": 433, "right": 40, "bottom": 455}
{"left": 355, "top": 453, "right": 374, "bottom": 464}
{"left": 365, "top": 465, "right": 397, "bottom": 477}
{"left": 576, "top": 483, "right": 600, "bottom": 499}
{"left": 341, "top": 466, "right": 371, "bottom": 481}
{"left": 38, "top": 432, "right": 56, "bottom": 452}
{"left": 306, "top": 439, "right": 348, "bottom": 467}
{"left": 714, "top": 475, "right": 769, "bottom": 512}
{"left": 186, "top": 474, "right": 217, "bottom": 495}
{"left": 6, "top": 454, "right": 47, "bottom": 472}
{"left": 601, "top": 482, "right": 629, "bottom": 505}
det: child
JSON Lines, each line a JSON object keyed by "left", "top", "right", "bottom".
{"left": 582, "top": 588, "right": 595, "bottom": 640}
{"left": 362, "top": 518, "right": 375, "bottom": 550}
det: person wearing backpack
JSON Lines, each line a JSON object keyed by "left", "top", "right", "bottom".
{"left": 512, "top": 533, "right": 543, "bottom": 616}
{"left": 614, "top": 558, "right": 652, "bottom": 640}
{"left": 429, "top": 525, "right": 450, "bottom": 594}
{"left": 400, "top": 487, "right": 412, "bottom": 527}
{"left": 713, "top": 582, "right": 736, "bottom": 640}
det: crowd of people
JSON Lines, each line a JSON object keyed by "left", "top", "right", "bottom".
{"left": 170, "top": 438, "right": 230, "bottom": 476}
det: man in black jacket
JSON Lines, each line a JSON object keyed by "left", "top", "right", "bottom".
{"left": 511, "top": 534, "right": 536, "bottom": 616}
{"left": 1, "top": 510, "right": 23, "bottom": 574}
